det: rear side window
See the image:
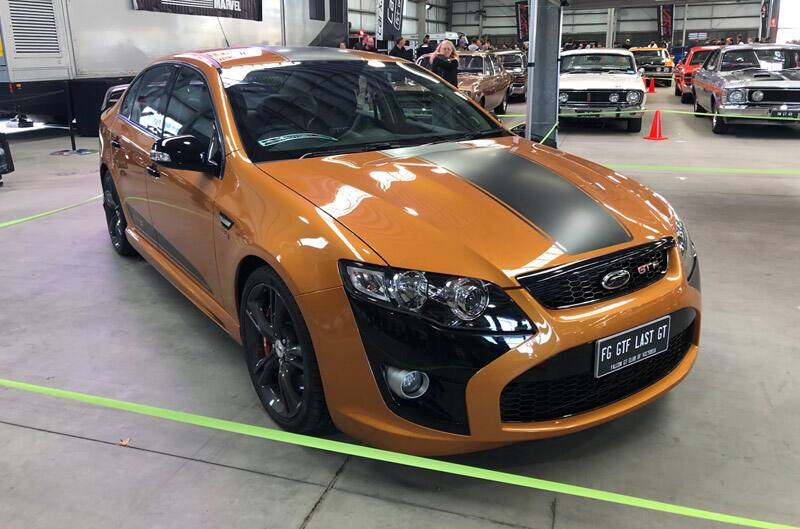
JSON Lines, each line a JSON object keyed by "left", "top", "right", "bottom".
{"left": 119, "top": 77, "right": 142, "bottom": 118}
{"left": 129, "top": 65, "right": 176, "bottom": 136}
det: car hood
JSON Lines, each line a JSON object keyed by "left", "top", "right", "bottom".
{"left": 256, "top": 137, "right": 677, "bottom": 287}
{"left": 720, "top": 69, "right": 800, "bottom": 87}
{"left": 560, "top": 72, "right": 643, "bottom": 91}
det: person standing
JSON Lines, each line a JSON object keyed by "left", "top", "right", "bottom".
{"left": 468, "top": 38, "right": 481, "bottom": 51}
{"left": 417, "top": 35, "right": 434, "bottom": 58}
{"left": 390, "top": 37, "right": 411, "bottom": 60}
{"left": 431, "top": 40, "right": 459, "bottom": 87}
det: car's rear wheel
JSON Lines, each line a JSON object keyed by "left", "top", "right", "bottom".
{"left": 626, "top": 117, "right": 643, "bottom": 133}
{"left": 674, "top": 83, "right": 681, "bottom": 96}
{"left": 101, "top": 171, "right": 137, "bottom": 256}
{"left": 693, "top": 91, "right": 705, "bottom": 115}
{"left": 680, "top": 91, "right": 693, "bottom": 104}
{"left": 240, "top": 266, "right": 332, "bottom": 433}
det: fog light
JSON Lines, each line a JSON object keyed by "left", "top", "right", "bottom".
{"left": 386, "top": 367, "right": 430, "bottom": 399}
{"left": 559, "top": 92, "right": 569, "bottom": 103}
{"left": 609, "top": 92, "right": 620, "bottom": 103}
{"left": 752, "top": 90, "right": 764, "bottom": 102}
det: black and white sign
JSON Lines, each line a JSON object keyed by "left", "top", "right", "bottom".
{"left": 132, "top": 0, "right": 262, "bottom": 21}
{"left": 595, "top": 316, "right": 671, "bottom": 378}
{"left": 375, "top": 0, "right": 405, "bottom": 41}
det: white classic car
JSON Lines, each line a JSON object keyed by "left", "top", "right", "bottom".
{"left": 559, "top": 49, "right": 646, "bottom": 132}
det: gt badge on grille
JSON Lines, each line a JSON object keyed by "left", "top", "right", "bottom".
{"left": 638, "top": 261, "right": 660, "bottom": 275}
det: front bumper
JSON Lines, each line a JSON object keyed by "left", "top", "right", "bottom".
{"left": 559, "top": 105, "right": 644, "bottom": 120}
{"left": 717, "top": 104, "right": 800, "bottom": 125}
{"left": 643, "top": 70, "right": 673, "bottom": 80}
{"left": 299, "top": 246, "right": 701, "bottom": 455}
{"left": 510, "top": 83, "right": 527, "bottom": 96}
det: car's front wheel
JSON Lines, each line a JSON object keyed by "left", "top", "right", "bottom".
{"left": 240, "top": 266, "right": 332, "bottom": 433}
{"left": 494, "top": 92, "right": 509, "bottom": 115}
{"left": 693, "top": 91, "right": 705, "bottom": 115}
{"left": 101, "top": 171, "right": 137, "bottom": 256}
{"left": 711, "top": 104, "right": 728, "bottom": 135}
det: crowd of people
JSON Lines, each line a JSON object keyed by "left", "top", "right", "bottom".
{"left": 563, "top": 33, "right": 765, "bottom": 52}
{"left": 345, "top": 33, "right": 525, "bottom": 60}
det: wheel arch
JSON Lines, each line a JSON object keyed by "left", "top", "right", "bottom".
{"left": 235, "top": 254, "right": 272, "bottom": 316}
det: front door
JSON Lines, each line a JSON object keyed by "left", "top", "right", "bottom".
{"left": 147, "top": 66, "right": 224, "bottom": 295}
{"left": 111, "top": 64, "right": 177, "bottom": 242}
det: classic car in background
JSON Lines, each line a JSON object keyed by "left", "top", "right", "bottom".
{"left": 417, "top": 51, "right": 511, "bottom": 114}
{"left": 496, "top": 50, "right": 527, "bottom": 101}
{"left": 631, "top": 47, "right": 675, "bottom": 86}
{"left": 674, "top": 46, "right": 720, "bottom": 103}
{"left": 559, "top": 49, "right": 646, "bottom": 132}
{"left": 692, "top": 44, "right": 800, "bottom": 134}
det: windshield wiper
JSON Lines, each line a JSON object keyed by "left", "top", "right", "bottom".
{"left": 300, "top": 141, "right": 406, "bottom": 159}
{"left": 456, "top": 129, "right": 510, "bottom": 141}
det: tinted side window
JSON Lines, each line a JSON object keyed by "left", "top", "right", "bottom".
{"left": 130, "top": 65, "right": 176, "bottom": 136}
{"left": 163, "top": 67, "right": 216, "bottom": 152}
{"left": 120, "top": 77, "right": 143, "bottom": 118}
{"left": 704, "top": 50, "right": 719, "bottom": 70}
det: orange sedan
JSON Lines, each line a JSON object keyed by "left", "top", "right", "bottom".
{"left": 99, "top": 47, "right": 701, "bottom": 455}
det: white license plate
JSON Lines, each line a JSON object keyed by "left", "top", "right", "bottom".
{"left": 595, "top": 316, "right": 671, "bottom": 378}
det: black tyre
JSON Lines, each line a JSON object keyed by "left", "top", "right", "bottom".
{"left": 494, "top": 92, "right": 508, "bottom": 115}
{"left": 663, "top": 80, "right": 672, "bottom": 88}
{"left": 626, "top": 117, "right": 643, "bottom": 133}
{"left": 693, "top": 91, "right": 705, "bottom": 115}
{"left": 680, "top": 91, "right": 693, "bottom": 104}
{"left": 101, "top": 171, "right": 137, "bottom": 256}
{"left": 674, "top": 83, "right": 681, "bottom": 96}
{"left": 240, "top": 266, "right": 332, "bottom": 434}
{"left": 711, "top": 104, "right": 728, "bottom": 135}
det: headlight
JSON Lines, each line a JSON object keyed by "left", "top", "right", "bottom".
{"left": 674, "top": 216, "right": 697, "bottom": 277}
{"left": 752, "top": 90, "right": 764, "bottom": 102}
{"left": 609, "top": 92, "right": 620, "bottom": 103}
{"left": 340, "top": 261, "right": 533, "bottom": 332}
{"left": 626, "top": 91, "right": 642, "bottom": 104}
{"left": 559, "top": 92, "right": 569, "bottom": 103}
{"left": 727, "top": 89, "right": 745, "bottom": 103}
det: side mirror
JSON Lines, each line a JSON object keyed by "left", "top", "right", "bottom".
{"left": 151, "top": 135, "right": 218, "bottom": 174}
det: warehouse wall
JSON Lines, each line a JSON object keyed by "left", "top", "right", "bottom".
{"left": 450, "top": 0, "right": 761, "bottom": 46}
{"left": 348, "top": 0, "right": 448, "bottom": 36}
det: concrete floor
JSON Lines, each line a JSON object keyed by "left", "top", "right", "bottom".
{"left": 1, "top": 89, "right": 799, "bottom": 529}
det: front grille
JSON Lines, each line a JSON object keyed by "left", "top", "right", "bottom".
{"left": 748, "top": 89, "right": 800, "bottom": 104}
{"left": 517, "top": 238, "right": 673, "bottom": 310}
{"left": 499, "top": 310, "right": 695, "bottom": 423}
{"left": 561, "top": 90, "right": 642, "bottom": 107}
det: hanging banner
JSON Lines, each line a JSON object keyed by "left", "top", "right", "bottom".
{"left": 132, "top": 0, "right": 262, "bottom": 21}
{"left": 516, "top": 1, "right": 529, "bottom": 41}
{"left": 759, "top": 0, "right": 770, "bottom": 40}
{"left": 375, "top": 0, "right": 405, "bottom": 41}
{"left": 657, "top": 4, "right": 674, "bottom": 41}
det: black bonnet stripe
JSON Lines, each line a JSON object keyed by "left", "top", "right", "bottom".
{"left": 419, "top": 147, "right": 631, "bottom": 255}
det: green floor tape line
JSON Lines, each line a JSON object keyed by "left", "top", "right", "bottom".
{"left": 0, "top": 194, "right": 102, "bottom": 229}
{"left": 607, "top": 164, "right": 800, "bottom": 176}
{"left": 0, "top": 377, "right": 796, "bottom": 529}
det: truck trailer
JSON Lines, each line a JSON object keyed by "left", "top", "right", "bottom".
{"left": 0, "top": 0, "right": 347, "bottom": 135}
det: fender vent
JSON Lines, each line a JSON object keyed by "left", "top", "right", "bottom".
{"left": 8, "top": 0, "right": 61, "bottom": 55}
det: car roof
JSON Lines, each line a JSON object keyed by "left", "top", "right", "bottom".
{"left": 561, "top": 48, "right": 633, "bottom": 57}
{"left": 495, "top": 50, "right": 523, "bottom": 55}
{"left": 689, "top": 45, "right": 721, "bottom": 52}
{"left": 630, "top": 47, "right": 667, "bottom": 52}
{"left": 164, "top": 46, "right": 401, "bottom": 69}
{"left": 459, "top": 51, "right": 493, "bottom": 57}
{"left": 718, "top": 43, "right": 800, "bottom": 51}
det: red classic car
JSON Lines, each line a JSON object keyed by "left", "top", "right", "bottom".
{"left": 674, "top": 46, "right": 719, "bottom": 103}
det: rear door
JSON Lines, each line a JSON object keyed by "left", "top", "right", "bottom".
{"left": 147, "top": 66, "right": 224, "bottom": 295}
{"left": 109, "top": 64, "right": 177, "bottom": 242}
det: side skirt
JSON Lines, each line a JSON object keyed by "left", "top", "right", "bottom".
{"left": 125, "top": 226, "right": 242, "bottom": 344}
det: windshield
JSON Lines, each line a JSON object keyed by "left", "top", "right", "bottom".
{"left": 561, "top": 54, "right": 636, "bottom": 73}
{"left": 755, "top": 48, "right": 800, "bottom": 70}
{"left": 221, "top": 60, "right": 505, "bottom": 163}
{"left": 720, "top": 49, "right": 762, "bottom": 71}
{"left": 632, "top": 50, "right": 665, "bottom": 63}
{"left": 498, "top": 54, "right": 524, "bottom": 68}
{"left": 689, "top": 50, "right": 713, "bottom": 66}
{"left": 459, "top": 56, "right": 485, "bottom": 73}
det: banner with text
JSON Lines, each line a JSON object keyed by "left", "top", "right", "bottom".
{"left": 132, "top": 0, "right": 262, "bottom": 21}
{"left": 657, "top": 4, "right": 674, "bottom": 41}
{"left": 375, "top": 0, "right": 405, "bottom": 41}
{"left": 516, "top": 1, "right": 529, "bottom": 42}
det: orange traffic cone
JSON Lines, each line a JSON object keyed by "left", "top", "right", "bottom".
{"left": 647, "top": 77, "right": 656, "bottom": 93}
{"left": 643, "top": 110, "right": 668, "bottom": 141}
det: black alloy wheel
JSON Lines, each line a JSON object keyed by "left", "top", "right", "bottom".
{"left": 692, "top": 90, "right": 705, "bottom": 115}
{"left": 101, "top": 172, "right": 137, "bottom": 256}
{"left": 495, "top": 91, "right": 509, "bottom": 115}
{"left": 711, "top": 103, "right": 729, "bottom": 135}
{"left": 240, "top": 267, "right": 332, "bottom": 433}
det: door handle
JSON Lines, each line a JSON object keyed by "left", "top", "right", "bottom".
{"left": 219, "top": 212, "right": 234, "bottom": 231}
{"left": 110, "top": 138, "right": 121, "bottom": 149}
{"left": 146, "top": 165, "right": 160, "bottom": 179}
